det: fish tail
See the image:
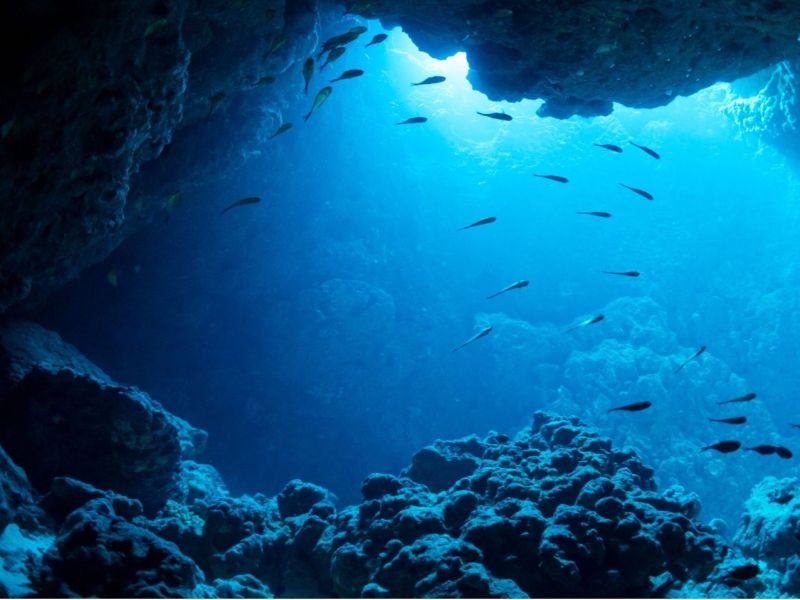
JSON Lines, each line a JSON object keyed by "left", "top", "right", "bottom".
{"left": 487, "top": 292, "right": 500, "bottom": 299}
{"left": 304, "top": 111, "right": 312, "bottom": 122}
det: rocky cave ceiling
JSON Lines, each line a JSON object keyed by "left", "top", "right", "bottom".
{"left": 1, "top": 0, "right": 799, "bottom": 313}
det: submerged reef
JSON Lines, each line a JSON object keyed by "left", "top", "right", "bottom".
{"left": 0, "top": 318, "right": 787, "bottom": 597}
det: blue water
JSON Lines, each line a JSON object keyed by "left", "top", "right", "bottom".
{"left": 33, "top": 26, "right": 800, "bottom": 528}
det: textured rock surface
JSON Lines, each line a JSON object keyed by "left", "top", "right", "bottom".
{"left": 356, "top": 1, "right": 800, "bottom": 118}
{"left": 0, "top": 320, "right": 205, "bottom": 513}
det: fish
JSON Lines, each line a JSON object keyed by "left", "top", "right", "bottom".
{"left": 302, "top": 58, "right": 314, "bottom": 94}
{"left": 349, "top": 25, "right": 368, "bottom": 35}
{"left": 791, "top": 424, "right": 800, "bottom": 429}
{"left": 594, "top": 143, "right": 623, "bottom": 153}
{"left": 318, "top": 28, "right": 364, "bottom": 56}
{"left": 107, "top": 267, "right": 118, "bottom": 288}
{"left": 566, "top": 314, "right": 604, "bottom": 332}
{"left": 452, "top": 326, "right": 493, "bottom": 353}
{"left": 304, "top": 86, "right": 333, "bottom": 121}
{"left": 320, "top": 47, "right": 346, "bottom": 70}
{"left": 208, "top": 92, "right": 226, "bottom": 117}
{"left": 630, "top": 141, "right": 661, "bottom": 159}
{"left": 619, "top": 183, "right": 654, "bottom": 201}
{"left": 701, "top": 440, "right": 741, "bottom": 453}
{"left": 220, "top": 196, "right": 262, "bottom": 215}
{"left": 412, "top": 76, "right": 446, "bottom": 86}
{"left": 487, "top": 280, "right": 529, "bottom": 299}
{"left": 534, "top": 174, "right": 568, "bottom": 183}
{"left": 256, "top": 75, "right": 276, "bottom": 86}
{"left": 777, "top": 446, "right": 794, "bottom": 459}
{"left": 459, "top": 216, "right": 496, "bottom": 230}
{"left": 144, "top": 18, "right": 169, "bottom": 39}
{"left": 720, "top": 564, "right": 760, "bottom": 581}
{"left": 163, "top": 192, "right": 182, "bottom": 223}
{"left": 673, "top": 345, "right": 706, "bottom": 374}
{"left": 397, "top": 117, "right": 427, "bottom": 125}
{"left": 330, "top": 69, "right": 364, "bottom": 82}
{"left": 576, "top": 211, "right": 611, "bottom": 218}
{"left": 746, "top": 445, "right": 777, "bottom": 456}
{"left": 717, "top": 392, "right": 757, "bottom": 405}
{"left": 709, "top": 416, "right": 747, "bottom": 425}
{"left": 602, "top": 271, "right": 640, "bottom": 277}
{"left": 366, "top": 33, "right": 388, "bottom": 47}
{"left": 268, "top": 122, "right": 293, "bottom": 140}
{"left": 608, "top": 401, "right": 652, "bottom": 413}
{"left": 477, "top": 111, "right": 513, "bottom": 121}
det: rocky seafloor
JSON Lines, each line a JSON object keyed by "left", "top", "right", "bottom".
{"left": 1, "top": 319, "right": 798, "bottom": 598}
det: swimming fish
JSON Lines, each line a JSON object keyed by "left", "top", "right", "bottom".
{"left": 719, "top": 564, "right": 760, "bottom": 582}
{"left": 318, "top": 29, "right": 363, "bottom": 56}
{"left": 459, "top": 216, "right": 496, "bottom": 230}
{"left": 268, "top": 122, "right": 293, "bottom": 140}
{"left": 163, "top": 192, "right": 182, "bottom": 223}
{"left": 577, "top": 211, "right": 611, "bottom": 218}
{"left": 746, "top": 445, "right": 777, "bottom": 456}
{"left": 304, "top": 86, "right": 333, "bottom": 121}
{"left": 619, "top": 183, "right": 654, "bottom": 201}
{"left": 320, "top": 47, "right": 346, "bottom": 70}
{"left": 256, "top": 75, "right": 276, "bottom": 86}
{"left": 673, "top": 345, "right": 706, "bottom": 374}
{"left": 608, "top": 401, "right": 652, "bottom": 413}
{"left": 602, "top": 271, "right": 640, "bottom": 277}
{"left": 220, "top": 196, "right": 262, "bottom": 215}
{"left": 630, "top": 141, "right": 661, "bottom": 159}
{"left": 567, "top": 314, "right": 604, "bottom": 332}
{"left": 107, "top": 267, "right": 118, "bottom": 288}
{"left": 534, "top": 174, "right": 568, "bottom": 183}
{"left": 208, "top": 92, "right": 226, "bottom": 117}
{"left": 702, "top": 440, "right": 741, "bottom": 453}
{"left": 777, "top": 446, "right": 794, "bottom": 459}
{"left": 366, "top": 33, "right": 388, "bottom": 47}
{"left": 791, "top": 424, "right": 800, "bottom": 429}
{"left": 487, "top": 280, "right": 529, "bottom": 299}
{"left": 709, "top": 416, "right": 747, "bottom": 425}
{"left": 717, "top": 392, "right": 757, "bottom": 405}
{"left": 412, "top": 76, "right": 446, "bottom": 86}
{"left": 330, "top": 69, "right": 364, "bottom": 82}
{"left": 302, "top": 58, "right": 314, "bottom": 94}
{"left": 477, "top": 111, "right": 513, "bottom": 121}
{"left": 452, "top": 326, "right": 492, "bottom": 353}
{"left": 397, "top": 117, "right": 427, "bottom": 125}
{"left": 594, "top": 143, "right": 623, "bottom": 153}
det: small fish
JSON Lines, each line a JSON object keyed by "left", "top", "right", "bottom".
{"left": 302, "top": 58, "right": 314, "bottom": 94}
{"left": 318, "top": 32, "right": 360, "bottom": 56}
{"left": 791, "top": 424, "right": 800, "bottom": 429}
{"left": 366, "top": 33, "right": 388, "bottom": 47}
{"left": 305, "top": 86, "right": 333, "bottom": 121}
{"left": 534, "top": 174, "right": 568, "bottom": 183}
{"left": 268, "top": 122, "right": 292, "bottom": 140}
{"left": 349, "top": 25, "right": 368, "bottom": 35}
{"left": 412, "top": 76, "right": 446, "bottom": 86}
{"left": 144, "top": 18, "right": 169, "bottom": 38}
{"left": 163, "top": 192, "right": 182, "bottom": 223}
{"left": 576, "top": 211, "right": 611, "bottom": 218}
{"left": 107, "top": 267, "right": 118, "bottom": 288}
{"left": 602, "top": 271, "right": 640, "bottom": 277}
{"left": 720, "top": 564, "right": 760, "bottom": 581}
{"left": 256, "top": 75, "right": 276, "bottom": 86}
{"left": 709, "top": 416, "right": 747, "bottom": 425}
{"left": 267, "top": 33, "right": 288, "bottom": 54}
{"left": 746, "top": 445, "right": 777, "bottom": 456}
{"left": 777, "top": 446, "right": 794, "bottom": 459}
{"left": 330, "top": 69, "right": 364, "bottom": 82}
{"left": 619, "top": 183, "right": 654, "bottom": 201}
{"left": 608, "top": 401, "right": 652, "bottom": 413}
{"left": 594, "top": 143, "right": 623, "bottom": 153}
{"left": 487, "top": 280, "right": 529, "bottom": 299}
{"left": 221, "top": 196, "right": 262, "bottom": 215}
{"left": 397, "top": 117, "right": 427, "bottom": 125}
{"left": 673, "top": 345, "right": 706, "bottom": 374}
{"left": 459, "top": 216, "right": 496, "bottom": 230}
{"left": 477, "top": 111, "right": 512, "bottom": 121}
{"left": 717, "top": 392, "right": 757, "bottom": 405}
{"left": 208, "top": 92, "right": 226, "bottom": 117}
{"left": 702, "top": 440, "right": 741, "bottom": 454}
{"left": 630, "top": 141, "right": 660, "bottom": 159}
{"left": 320, "top": 47, "right": 346, "bottom": 70}
{"left": 566, "top": 314, "right": 604, "bottom": 332}
{"left": 452, "top": 326, "right": 493, "bottom": 353}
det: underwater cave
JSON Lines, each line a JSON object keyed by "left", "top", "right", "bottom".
{"left": 3, "top": 0, "right": 800, "bottom": 597}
